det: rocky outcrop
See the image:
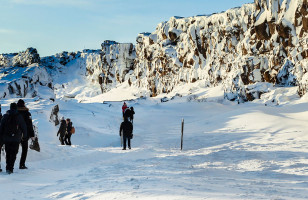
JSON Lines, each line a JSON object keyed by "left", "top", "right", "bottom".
{"left": 0, "top": 47, "right": 40, "bottom": 68}
{"left": 99, "top": 42, "right": 135, "bottom": 92}
{"left": 129, "top": 0, "right": 307, "bottom": 101}
{"left": 0, "top": 48, "right": 52, "bottom": 99}
{"left": 50, "top": 104, "right": 59, "bottom": 126}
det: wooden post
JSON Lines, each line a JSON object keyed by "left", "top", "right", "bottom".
{"left": 181, "top": 118, "right": 184, "bottom": 150}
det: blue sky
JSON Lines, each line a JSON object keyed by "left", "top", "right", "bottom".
{"left": 0, "top": 0, "right": 252, "bottom": 57}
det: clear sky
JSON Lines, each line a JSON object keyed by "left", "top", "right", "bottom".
{"left": 0, "top": 0, "right": 253, "bottom": 57}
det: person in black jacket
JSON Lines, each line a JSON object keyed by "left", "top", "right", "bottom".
{"left": 65, "top": 118, "right": 72, "bottom": 145}
{"left": 0, "top": 103, "right": 27, "bottom": 174}
{"left": 119, "top": 117, "right": 133, "bottom": 150}
{"left": 57, "top": 117, "right": 67, "bottom": 145}
{"left": 17, "top": 99, "right": 35, "bottom": 169}
{"left": 129, "top": 107, "right": 135, "bottom": 124}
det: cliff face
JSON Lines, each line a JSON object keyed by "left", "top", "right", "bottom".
{"left": 97, "top": 42, "right": 135, "bottom": 93}
{"left": 131, "top": 0, "right": 307, "bottom": 101}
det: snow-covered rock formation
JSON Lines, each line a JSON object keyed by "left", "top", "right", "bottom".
{"left": 97, "top": 41, "right": 135, "bottom": 93}
{"left": 131, "top": 0, "right": 308, "bottom": 101}
{"left": 0, "top": 48, "right": 52, "bottom": 99}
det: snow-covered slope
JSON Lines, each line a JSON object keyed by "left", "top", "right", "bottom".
{"left": 0, "top": 87, "right": 308, "bottom": 199}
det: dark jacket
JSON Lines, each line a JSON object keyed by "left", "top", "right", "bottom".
{"left": 66, "top": 122, "right": 72, "bottom": 135}
{"left": 0, "top": 112, "right": 2, "bottom": 144}
{"left": 57, "top": 120, "right": 67, "bottom": 137}
{"left": 0, "top": 109, "right": 27, "bottom": 143}
{"left": 119, "top": 119, "right": 133, "bottom": 137}
{"left": 17, "top": 106, "right": 35, "bottom": 138}
{"left": 129, "top": 108, "right": 135, "bottom": 120}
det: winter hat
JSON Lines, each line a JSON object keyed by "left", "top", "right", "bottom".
{"left": 17, "top": 99, "right": 25, "bottom": 107}
{"left": 61, "top": 117, "right": 64, "bottom": 121}
{"left": 10, "top": 103, "right": 17, "bottom": 110}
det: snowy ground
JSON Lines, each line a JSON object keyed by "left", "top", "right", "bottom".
{"left": 0, "top": 84, "right": 308, "bottom": 200}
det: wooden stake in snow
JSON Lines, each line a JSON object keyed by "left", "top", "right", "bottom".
{"left": 181, "top": 118, "right": 184, "bottom": 151}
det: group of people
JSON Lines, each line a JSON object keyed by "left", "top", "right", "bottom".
{"left": 57, "top": 117, "right": 74, "bottom": 145}
{"left": 0, "top": 99, "right": 35, "bottom": 174}
{"left": 0, "top": 100, "right": 133, "bottom": 174}
{"left": 120, "top": 102, "right": 135, "bottom": 150}
{"left": 121, "top": 102, "right": 135, "bottom": 123}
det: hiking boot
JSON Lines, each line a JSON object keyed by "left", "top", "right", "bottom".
{"left": 128, "top": 147, "right": 131, "bottom": 149}
{"left": 122, "top": 148, "right": 126, "bottom": 150}
{"left": 19, "top": 165, "right": 28, "bottom": 169}
{"left": 6, "top": 170, "right": 13, "bottom": 174}
{"left": 0, "top": 168, "right": 2, "bottom": 172}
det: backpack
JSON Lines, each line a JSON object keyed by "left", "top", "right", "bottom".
{"left": 6, "top": 114, "right": 19, "bottom": 137}
{"left": 71, "top": 126, "right": 75, "bottom": 134}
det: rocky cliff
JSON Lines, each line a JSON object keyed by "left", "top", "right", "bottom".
{"left": 131, "top": 0, "right": 307, "bottom": 101}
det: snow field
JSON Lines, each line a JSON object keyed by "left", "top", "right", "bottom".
{"left": 0, "top": 86, "right": 308, "bottom": 199}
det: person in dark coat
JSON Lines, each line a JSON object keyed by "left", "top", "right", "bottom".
{"left": 17, "top": 99, "right": 35, "bottom": 169}
{"left": 65, "top": 118, "right": 72, "bottom": 145}
{"left": 124, "top": 107, "right": 131, "bottom": 119}
{"left": 129, "top": 107, "right": 135, "bottom": 124}
{"left": 119, "top": 117, "right": 133, "bottom": 150}
{"left": 0, "top": 103, "right": 27, "bottom": 174}
{"left": 57, "top": 117, "right": 67, "bottom": 145}
{"left": 0, "top": 104, "right": 3, "bottom": 172}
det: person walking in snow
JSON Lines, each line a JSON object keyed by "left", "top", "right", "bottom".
{"left": 0, "top": 103, "right": 27, "bottom": 174}
{"left": 64, "top": 118, "right": 73, "bottom": 145}
{"left": 17, "top": 99, "right": 35, "bottom": 170}
{"left": 57, "top": 117, "right": 67, "bottom": 145}
{"left": 128, "top": 107, "right": 135, "bottom": 124}
{"left": 122, "top": 102, "right": 128, "bottom": 118}
{"left": 119, "top": 117, "right": 133, "bottom": 150}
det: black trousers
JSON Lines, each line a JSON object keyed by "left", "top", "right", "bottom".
{"left": 59, "top": 136, "right": 65, "bottom": 145}
{"left": 5, "top": 141, "right": 19, "bottom": 172}
{"left": 20, "top": 139, "right": 28, "bottom": 167}
{"left": 123, "top": 136, "right": 131, "bottom": 149}
{"left": 65, "top": 134, "right": 72, "bottom": 145}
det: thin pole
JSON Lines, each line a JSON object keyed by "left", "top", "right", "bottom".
{"left": 181, "top": 118, "right": 184, "bottom": 150}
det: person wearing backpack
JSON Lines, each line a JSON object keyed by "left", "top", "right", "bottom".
{"left": 0, "top": 103, "right": 27, "bottom": 174}
{"left": 57, "top": 117, "right": 67, "bottom": 145}
{"left": 119, "top": 117, "right": 133, "bottom": 150}
{"left": 17, "top": 99, "right": 35, "bottom": 169}
{"left": 64, "top": 118, "right": 73, "bottom": 145}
